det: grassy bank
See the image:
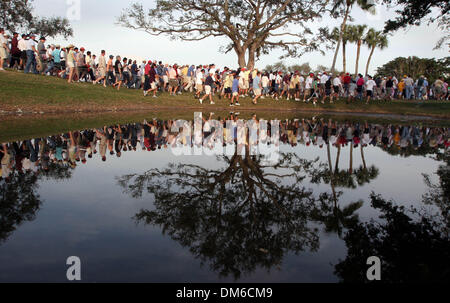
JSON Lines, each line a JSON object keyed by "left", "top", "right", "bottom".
{"left": 1, "top": 70, "right": 449, "bottom": 118}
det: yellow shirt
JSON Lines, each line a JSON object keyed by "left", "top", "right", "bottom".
{"left": 241, "top": 71, "right": 250, "bottom": 81}
{"left": 224, "top": 75, "right": 233, "bottom": 88}
{"left": 181, "top": 66, "right": 188, "bottom": 76}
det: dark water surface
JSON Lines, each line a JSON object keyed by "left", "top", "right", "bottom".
{"left": 0, "top": 115, "right": 449, "bottom": 282}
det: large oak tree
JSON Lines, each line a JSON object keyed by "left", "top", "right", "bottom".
{"left": 0, "top": 0, "right": 73, "bottom": 38}
{"left": 117, "top": 0, "right": 332, "bottom": 69}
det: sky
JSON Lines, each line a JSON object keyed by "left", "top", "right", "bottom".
{"left": 31, "top": 0, "right": 448, "bottom": 75}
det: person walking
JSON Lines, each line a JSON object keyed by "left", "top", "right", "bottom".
{"left": 93, "top": 50, "right": 107, "bottom": 86}
{"left": 24, "top": 34, "right": 38, "bottom": 74}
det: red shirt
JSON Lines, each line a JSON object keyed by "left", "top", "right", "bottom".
{"left": 344, "top": 75, "right": 351, "bottom": 84}
{"left": 145, "top": 64, "right": 151, "bottom": 75}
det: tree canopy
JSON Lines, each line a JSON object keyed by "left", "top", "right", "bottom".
{"left": 375, "top": 56, "right": 450, "bottom": 82}
{"left": 0, "top": 0, "right": 73, "bottom": 38}
{"left": 383, "top": 0, "right": 449, "bottom": 49}
{"left": 117, "top": 0, "right": 332, "bottom": 69}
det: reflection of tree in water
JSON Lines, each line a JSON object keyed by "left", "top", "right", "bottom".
{"left": 422, "top": 151, "right": 450, "bottom": 234}
{"left": 0, "top": 165, "right": 73, "bottom": 244}
{"left": 118, "top": 146, "right": 341, "bottom": 279}
{"left": 334, "top": 193, "right": 450, "bottom": 283}
{"left": 0, "top": 173, "right": 41, "bottom": 243}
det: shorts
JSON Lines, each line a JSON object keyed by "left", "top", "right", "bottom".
{"left": 233, "top": 92, "right": 239, "bottom": 97}
{"left": 325, "top": 89, "right": 331, "bottom": 96}
{"left": 254, "top": 88, "right": 262, "bottom": 96}
{"left": 20, "top": 50, "right": 27, "bottom": 60}
{"left": 0, "top": 47, "right": 7, "bottom": 60}
{"left": 333, "top": 86, "right": 339, "bottom": 93}
{"left": 224, "top": 87, "right": 232, "bottom": 94}
{"left": 98, "top": 67, "right": 106, "bottom": 77}
{"left": 205, "top": 85, "right": 211, "bottom": 95}
{"left": 196, "top": 84, "right": 203, "bottom": 92}
{"left": 367, "top": 90, "right": 373, "bottom": 97}
{"left": 67, "top": 61, "right": 75, "bottom": 68}
{"left": 151, "top": 82, "right": 157, "bottom": 90}
{"left": 304, "top": 89, "right": 311, "bottom": 96}
{"left": 169, "top": 79, "right": 178, "bottom": 88}
{"left": 163, "top": 75, "right": 169, "bottom": 84}
{"left": 243, "top": 79, "right": 249, "bottom": 89}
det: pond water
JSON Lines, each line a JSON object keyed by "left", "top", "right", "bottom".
{"left": 0, "top": 115, "right": 449, "bottom": 283}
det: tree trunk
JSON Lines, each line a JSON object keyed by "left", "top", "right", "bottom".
{"left": 342, "top": 41, "right": 347, "bottom": 74}
{"left": 360, "top": 145, "right": 367, "bottom": 170}
{"left": 237, "top": 50, "right": 247, "bottom": 68}
{"left": 335, "top": 144, "right": 341, "bottom": 173}
{"left": 247, "top": 47, "right": 256, "bottom": 70}
{"left": 349, "top": 143, "right": 353, "bottom": 174}
{"left": 327, "top": 143, "right": 338, "bottom": 204}
{"left": 355, "top": 40, "right": 362, "bottom": 77}
{"left": 331, "top": 4, "right": 350, "bottom": 75}
{"left": 365, "top": 45, "right": 375, "bottom": 76}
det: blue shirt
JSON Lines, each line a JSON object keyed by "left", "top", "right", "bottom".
{"left": 131, "top": 63, "right": 138, "bottom": 75}
{"left": 253, "top": 76, "right": 261, "bottom": 89}
{"left": 52, "top": 49, "right": 61, "bottom": 63}
{"left": 232, "top": 79, "right": 239, "bottom": 92}
{"left": 187, "top": 66, "right": 195, "bottom": 77}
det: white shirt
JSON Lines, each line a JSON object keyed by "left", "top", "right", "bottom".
{"left": 196, "top": 72, "right": 204, "bottom": 84}
{"left": 46, "top": 48, "right": 53, "bottom": 58}
{"left": 320, "top": 74, "right": 329, "bottom": 84}
{"left": 305, "top": 76, "right": 313, "bottom": 89}
{"left": 333, "top": 77, "right": 342, "bottom": 86}
{"left": 0, "top": 33, "right": 7, "bottom": 48}
{"left": 261, "top": 76, "right": 269, "bottom": 87}
{"left": 275, "top": 74, "right": 282, "bottom": 84}
{"left": 18, "top": 38, "right": 27, "bottom": 51}
{"left": 366, "top": 79, "right": 376, "bottom": 91}
{"left": 26, "top": 39, "right": 37, "bottom": 51}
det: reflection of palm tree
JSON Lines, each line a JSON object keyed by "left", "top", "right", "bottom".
{"left": 311, "top": 143, "right": 363, "bottom": 238}
{"left": 312, "top": 198, "right": 363, "bottom": 238}
{"left": 349, "top": 143, "right": 353, "bottom": 174}
{"left": 118, "top": 145, "right": 332, "bottom": 279}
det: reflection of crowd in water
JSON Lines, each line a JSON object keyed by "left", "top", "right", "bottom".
{"left": 1, "top": 115, "right": 449, "bottom": 181}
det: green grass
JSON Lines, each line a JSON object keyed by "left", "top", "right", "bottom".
{"left": 1, "top": 69, "right": 450, "bottom": 118}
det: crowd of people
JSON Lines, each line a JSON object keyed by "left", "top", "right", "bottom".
{"left": 1, "top": 114, "right": 449, "bottom": 181}
{"left": 1, "top": 29, "right": 450, "bottom": 106}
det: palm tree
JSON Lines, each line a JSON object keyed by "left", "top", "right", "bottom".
{"left": 331, "top": 26, "right": 352, "bottom": 73}
{"left": 364, "top": 29, "right": 389, "bottom": 76}
{"left": 349, "top": 24, "right": 368, "bottom": 77}
{"left": 330, "top": 0, "right": 376, "bottom": 75}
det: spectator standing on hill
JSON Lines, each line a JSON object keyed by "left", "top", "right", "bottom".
{"left": 0, "top": 28, "right": 9, "bottom": 71}
{"left": 93, "top": 50, "right": 107, "bottom": 87}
